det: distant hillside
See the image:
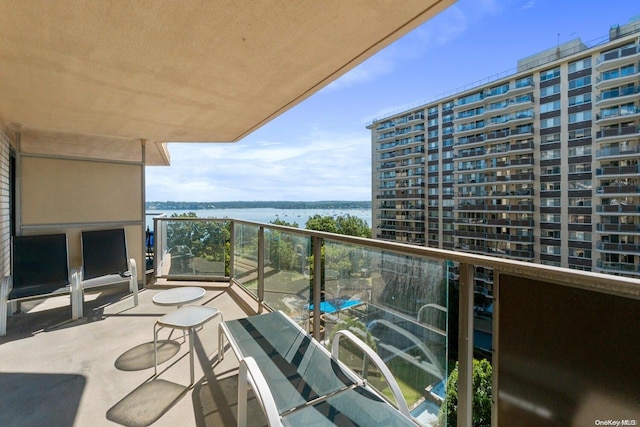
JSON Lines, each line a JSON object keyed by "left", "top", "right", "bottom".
{"left": 146, "top": 200, "right": 371, "bottom": 210}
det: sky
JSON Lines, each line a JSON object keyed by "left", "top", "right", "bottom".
{"left": 145, "top": 0, "right": 640, "bottom": 202}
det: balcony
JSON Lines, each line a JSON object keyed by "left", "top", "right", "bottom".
{"left": 595, "top": 106, "right": 640, "bottom": 124}
{"left": 595, "top": 125, "right": 640, "bottom": 141}
{"left": 596, "top": 241, "right": 640, "bottom": 253}
{"left": 595, "top": 144, "right": 640, "bottom": 159}
{"left": 596, "top": 164, "right": 640, "bottom": 177}
{"left": 596, "top": 223, "right": 640, "bottom": 233}
{"left": 2, "top": 217, "right": 640, "bottom": 426}
{"left": 596, "top": 259, "right": 640, "bottom": 273}
{"left": 596, "top": 44, "right": 640, "bottom": 69}
{"left": 595, "top": 184, "right": 640, "bottom": 196}
{"left": 595, "top": 63, "right": 639, "bottom": 89}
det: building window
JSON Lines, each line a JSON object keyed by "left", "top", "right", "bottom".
{"left": 541, "top": 198, "right": 561, "bottom": 207}
{"left": 568, "top": 76, "right": 591, "bottom": 90}
{"left": 541, "top": 165, "right": 561, "bottom": 175}
{"left": 569, "top": 214, "right": 591, "bottom": 224}
{"left": 541, "top": 245, "right": 561, "bottom": 255}
{"left": 540, "top": 84, "right": 561, "bottom": 97}
{"left": 569, "top": 231, "right": 592, "bottom": 242}
{"left": 541, "top": 213, "right": 562, "bottom": 223}
{"left": 569, "top": 197, "right": 591, "bottom": 207}
{"left": 568, "top": 163, "right": 591, "bottom": 173}
{"left": 540, "top": 117, "right": 561, "bottom": 129}
{"left": 541, "top": 149, "right": 561, "bottom": 160}
{"left": 568, "top": 145, "right": 592, "bottom": 156}
{"left": 569, "top": 93, "right": 591, "bottom": 106}
{"left": 540, "top": 67, "right": 560, "bottom": 81}
{"left": 428, "top": 106, "right": 439, "bottom": 114}
{"left": 568, "top": 128, "right": 591, "bottom": 140}
{"left": 515, "top": 76, "right": 533, "bottom": 88}
{"left": 458, "top": 91, "right": 484, "bottom": 106}
{"left": 542, "top": 133, "right": 561, "bottom": 144}
{"left": 542, "top": 229, "right": 561, "bottom": 239}
{"left": 540, "top": 100, "right": 561, "bottom": 113}
{"left": 568, "top": 57, "right": 592, "bottom": 73}
{"left": 568, "top": 180, "right": 592, "bottom": 190}
{"left": 489, "top": 83, "right": 509, "bottom": 96}
{"left": 541, "top": 182, "right": 561, "bottom": 191}
{"left": 569, "top": 248, "right": 591, "bottom": 259}
{"left": 569, "top": 111, "right": 592, "bottom": 123}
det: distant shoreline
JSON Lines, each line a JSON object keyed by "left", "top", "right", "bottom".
{"left": 146, "top": 200, "right": 371, "bottom": 210}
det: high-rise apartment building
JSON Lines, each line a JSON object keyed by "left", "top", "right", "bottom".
{"left": 369, "top": 20, "right": 640, "bottom": 293}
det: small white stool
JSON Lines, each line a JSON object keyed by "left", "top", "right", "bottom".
{"left": 154, "top": 305, "right": 222, "bottom": 384}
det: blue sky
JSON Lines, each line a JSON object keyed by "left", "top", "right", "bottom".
{"left": 146, "top": 0, "right": 639, "bottom": 202}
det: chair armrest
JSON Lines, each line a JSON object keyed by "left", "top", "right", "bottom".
{"left": 331, "top": 329, "right": 411, "bottom": 418}
{"left": 238, "top": 357, "right": 282, "bottom": 427}
{"left": 0, "top": 275, "right": 12, "bottom": 336}
{"left": 128, "top": 258, "right": 138, "bottom": 306}
{"left": 70, "top": 269, "right": 82, "bottom": 320}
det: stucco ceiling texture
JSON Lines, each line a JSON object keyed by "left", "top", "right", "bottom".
{"left": 0, "top": 0, "right": 454, "bottom": 147}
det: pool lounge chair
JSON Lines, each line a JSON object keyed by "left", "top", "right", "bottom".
{"left": 219, "top": 311, "right": 418, "bottom": 426}
{"left": 76, "top": 228, "right": 138, "bottom": 318}
{"left": 1, "top": 233, "right": 80, "bottom": 336}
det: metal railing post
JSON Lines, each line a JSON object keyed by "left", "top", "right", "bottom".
{"left": 229, "top": 220, "right": 235, "bottom": 281}
{"left": 257, "top": 226, "right": 264, "bottom": 312}
{"left": 312, "top": 236, "right": 322, "bottom": 340}
{"left": 458, "top": 262, "right": 474, "bottom": 426}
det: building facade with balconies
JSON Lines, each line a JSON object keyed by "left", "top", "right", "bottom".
{"left": 369, "top": 19, "right": 640, "bottom": 289}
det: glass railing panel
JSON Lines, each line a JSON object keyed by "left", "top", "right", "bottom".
{"left": 262, "top": 228, "right": 312, "bottom": 325}
{"left": 233, "top": 222, "right": 260, "bottom": 297}
{"left": 155, "top": 218, "right": 229, "bottom": 278}
{"left": 320, "top": 239, "right": 450, "bottom": 423}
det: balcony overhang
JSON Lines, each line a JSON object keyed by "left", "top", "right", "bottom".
{"left": 0, "top": 0, "right": 454, "bottom": 165}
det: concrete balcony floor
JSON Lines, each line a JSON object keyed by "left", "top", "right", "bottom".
{"left": 0, "top": 281, "right": 268, "bottom": 427}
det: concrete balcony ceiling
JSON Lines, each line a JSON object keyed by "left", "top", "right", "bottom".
{"left": 0, "top": 0, "right": 454, "bottom": 165}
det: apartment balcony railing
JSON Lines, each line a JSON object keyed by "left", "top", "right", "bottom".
{"left": 596, "top": 223, "right": 640, "bottom": 233}
{"left": 596, "top": 185, "right": 640, "bottom": 195}
{"left": 596, "top": 106, "right": 640, "bottom": 123}
{"left": 457, "top": 203, "right": 534, "bottom": 212}
{"left": 454, "top": 244, "right": 534, "bottom": 260}
{"left": 595, "top": 63, "right": 639, "bottom": 88}
{"left": 596, "top": 44, "right": 640, "bottom": 67}
{"left": 596, "top": 125, "right": 640, "bottom": 140}
{"left": 595, "top": 85, "right": 640, "bottom": 104}
{"left": 455, "top": 230, "right": 535, "bottom": 243}
{"left": 596, "top": 241, "right": 640, "bottom": 253}
{"left": 150, "top": 217, "right": 640, "bottom": 425}
{"left": 596, "top": 259, "right": 640, "bottom": 273}
{"left": 596, "top": 164, "right": 640, "bottom": 176}
{"left": 596, "top": 204, "right": 640, "bottom": 213}
{"left": 595, "top": 144, "right": 640, "bottom": 159}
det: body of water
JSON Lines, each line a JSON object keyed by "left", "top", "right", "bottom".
{"left": 146, "top": 207, "right": 372, "bottom": 230}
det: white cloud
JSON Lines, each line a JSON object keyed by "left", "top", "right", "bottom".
{"left": 146, "top": 130, "right": 372, "bottom": 202}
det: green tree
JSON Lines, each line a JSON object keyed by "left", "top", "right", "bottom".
{"left": 166, "top": 212, "right": 231, "bottom": 275}
{"left": 438, "top": 359, "right": 492, "bottom": 427}
{"left": 306, "top": 214, "right": 340, "bottom": 234}
{"left": 305, "top": 214, "right": 370, "bottom": 238}
{"left": 270, "top": 217, "right": 299, "bottom": 228}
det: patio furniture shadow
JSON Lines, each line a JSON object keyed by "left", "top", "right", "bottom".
{"left": 192, "top": 332, "right": 267, "bottom": 427}
{"left": 115, "top": 340, "right": 181, "bottom": 371}
{"left": 106, "top": 378, "right": 188, "bottom": 427}
{"left": 0, "top": 372, "right": 85, "bottom": 427}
